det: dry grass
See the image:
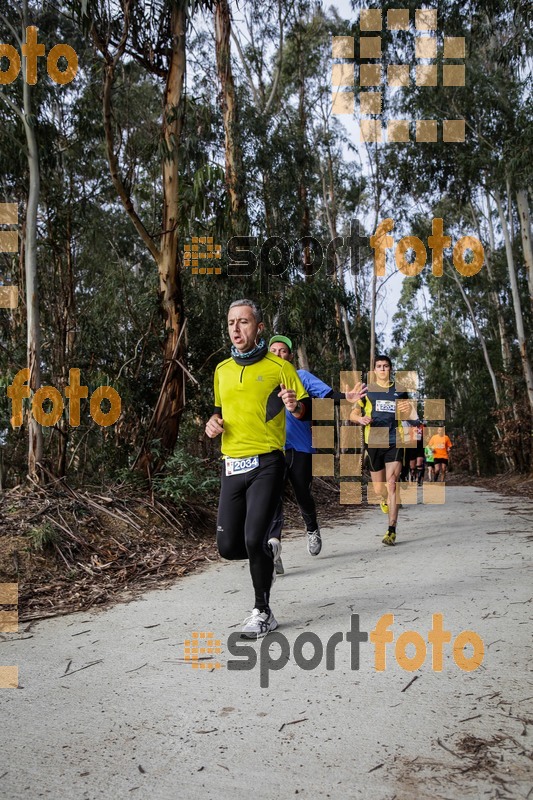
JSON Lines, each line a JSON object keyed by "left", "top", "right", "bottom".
{"left": 0, "top": 479, "right": 218, "bottom": 621}
{"left": 0, "top": 474, "right": 353, "bottom": 621}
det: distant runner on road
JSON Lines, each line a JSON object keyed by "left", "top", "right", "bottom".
{"left": 424, "top": 438, "right": 435, "bottom": 482}
{"left": 350, "top": 354, "right": 415, "bottom": 546}
{"left": 205, "top": 300, "right": 310, "bottom": 639}
{"left": 428, "top": 426, "right": 453, "bottom": 482}
{"left": 267, "top": 335, "right": 367, "bottom": 573}
{"left": 409, "top": 421, "right": 425, "bottom": 485}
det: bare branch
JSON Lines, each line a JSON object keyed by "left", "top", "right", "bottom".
{"left": 0, "top": 12, "right": 23, "bottom": 49}
{"left": 230, "top": 27, "right": 261, "bottom": 107}
{"left": 264, "top": 0, "right": 284, "bottom": 115}
{"left": 92, "top": 2, "right": 160, "bottom": 263}
{"left": 0, "top": 92, "right": 25, "bottom": 124}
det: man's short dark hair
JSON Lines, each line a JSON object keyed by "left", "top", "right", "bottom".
{"left": 374, "top": 354, "right": 392, "bottom": 369}
{"left": 228, "top": 299, "right": 263, "bottom": 324}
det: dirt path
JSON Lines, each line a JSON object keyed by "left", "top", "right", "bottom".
{"left": 1, "top": 486, "right": 532, "bottom": 799}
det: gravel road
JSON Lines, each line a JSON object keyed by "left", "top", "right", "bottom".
{"left": 1, "top": 486, "right": 532, "bottom": 800}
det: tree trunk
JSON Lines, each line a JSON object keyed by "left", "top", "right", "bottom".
{"left": 463, "top": 427, "right": 474, "bottom": 473}
{"left": 340, "top": 308, "right": 357, "bottom": 371}
{"left": 22, "top": 0, "right": 43, "bottom": 481}
{"left": 297, "top": 341, "right": 309, "bottom": 371}
{"left": 370, "top": 271, "right": 377, "bottom": 370}
{"left": 215, "top": 0, "right": 249, "bottom": 235}
{"left": 449, "top": 268, "right": 500, "bottom": 405}
{"left": 483, "top": 193, "right": 512, "bottom": 372}
{"left": 150, "top": 1, "right": 187, "bottom": 457}
{"left": 297, "top": 35, "right": 312, "bottom": 277}
{"left": 516, "top": 188, "right": 533, "bottom": 312}
{"left": 368, "top": 146, "right": 382, "bottom": 371}
{"left": 262, "top": 172, "right": 274, "bottom": 237}
{"left": 229, "top": 0, "right": 283, "bottom": 238}
{"left": 494, "top": 188, "right": 533, "bottom": 418}
{"left": 320, "top": 165, "right": 357, "bottom": 370}
{"left": 94, "top": 2, "right": 188, "bottom": 471}
{"left": 56, "top": 210, "right": 76, "bottom": 479}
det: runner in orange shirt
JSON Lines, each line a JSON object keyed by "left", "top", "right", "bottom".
{"left": 428, "top": 426, "right": 453, "bottom": 482}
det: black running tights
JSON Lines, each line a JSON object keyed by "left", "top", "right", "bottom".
{"left": 216, "top": 451, "right": 285, "bottom": 611}
{"left": 267, "top": 448, "right": 318, "bottom": 541}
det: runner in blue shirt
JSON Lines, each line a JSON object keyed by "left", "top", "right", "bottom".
{"left": 267, "top": 335, "right": 367, "bottom": 572}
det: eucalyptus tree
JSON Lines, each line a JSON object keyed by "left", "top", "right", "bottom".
{"left": 69, "top": 0, "right": 216, "bottom": 471}
{"left": 214, "top": 0, "right": 249, "bottom": 234}
{"left": 0, "top": 2, "right": 46, "bottom": 478}
{"left": 359, "top": 0, "right": 532, "bottom": 467}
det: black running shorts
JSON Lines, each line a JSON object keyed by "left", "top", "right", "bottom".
{"left": 367, "top": 446, "right": 404, "bottom": 472}
{"left": 409, "top": 442, "right": 425, "bottom": 461}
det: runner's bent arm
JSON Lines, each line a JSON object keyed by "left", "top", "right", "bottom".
{"left": 279, "top": 362, "right": 310, "bottom": 419}
{"left": 205, "top": 369, "right": 224, "bottom": 438}
{"left": 349, "top": 395, "right": 372, "bottom": 425}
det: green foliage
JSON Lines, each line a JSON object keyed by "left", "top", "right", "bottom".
{"left": 25, "top": 522, "right": 59, "bottom": 553}
{"left": 152, "top": 449, "right": 218, "bottom": 506}
{"left": 0, "top": 0, "right": 529, "bottom": 486}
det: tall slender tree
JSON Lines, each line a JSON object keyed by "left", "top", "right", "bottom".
{"left": 0, "top": 3, "right": 44, "bottom": 480}
{"left": 73, "top": 0, "right": 215, "bottom": 471}
{"left": 214, "top": 0, "right": 249, "bottom": 235}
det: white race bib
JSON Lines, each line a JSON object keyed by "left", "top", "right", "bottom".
{"left": 225, "top": 456, "right": 260, "bottom": 476}
{"left": 375, "top": 400, "right": 396, "bottom": 413}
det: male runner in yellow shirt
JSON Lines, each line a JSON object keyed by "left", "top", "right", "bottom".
{"left": 205, "top": 300, "right": 309, "bottom": 638}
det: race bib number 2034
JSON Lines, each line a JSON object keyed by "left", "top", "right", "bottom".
{"left": 225, "top": 456, "right": 260, "bottom": 476}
